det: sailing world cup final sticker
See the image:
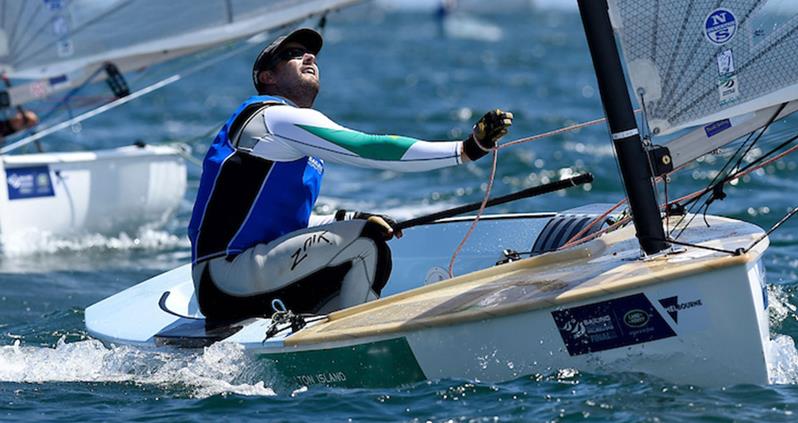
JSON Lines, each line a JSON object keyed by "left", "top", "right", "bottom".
{"left": 705, "top": 8, "right": 737, "bottom": 45}
{"left": 719, "top": 75, "right": 740, "bottom": 104}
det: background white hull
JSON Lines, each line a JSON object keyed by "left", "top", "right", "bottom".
{"left": 0, "top": 144, "right": 186, "bottom": 249}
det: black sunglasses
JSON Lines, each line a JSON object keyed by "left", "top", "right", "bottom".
{"left": 279, "top": 47, "right": 310, "bottom": 60}
{"left": 267, "top": 47, "right": 310, "bottom": 68}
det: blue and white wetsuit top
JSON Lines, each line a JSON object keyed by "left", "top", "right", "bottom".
{"left": 189, "top": 95, "right": 462, "bottom": 264}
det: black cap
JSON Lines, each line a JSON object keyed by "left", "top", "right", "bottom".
{"left": 252, "top": 28, "right": 323, "bottom": 93}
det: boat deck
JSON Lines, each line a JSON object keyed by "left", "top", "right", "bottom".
{"left": 286, "top": 215, "right": 766, "bottom": 346}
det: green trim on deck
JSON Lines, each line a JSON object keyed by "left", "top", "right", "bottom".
{"left": 297, "top": 124, "right": 417, "bottom": 160}
{"left": 260, "top": 337, "right": 426, "bottom": 388}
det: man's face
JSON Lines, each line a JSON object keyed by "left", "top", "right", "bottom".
{"left": 262, "top": 41, "right": 320, "bottom": 101}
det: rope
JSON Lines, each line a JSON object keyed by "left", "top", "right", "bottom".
{"left": 666, "top": 135, "right": 798, "bottom": 235}
{"left": 744, "top": 207, "right": 798, "bottom": 254}
{"left": 559, "top": 199, "right": 626, "bottom": 249}
{"left": 444, "top": 112, "right": 619, "bottom": 275}
{"left": 447, "top": 149, "right": 498, "bottom": 276}
{"left": 498, "top": 115, "right": 610, "bottom": 149}
{"left": 560, "top": 136, "right": 798, "bottom": 252}
{"left": 172, "top": 143, "right": 204, "bottom": 168}
{"left": 670, "top": 104, "right": 786, "bottom": 239}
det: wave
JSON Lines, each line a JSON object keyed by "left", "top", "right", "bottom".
{"left": 0, "top": 338, "right": 275, "bottom": 398}
{"left": 1, "top": 227, "right": 189, "bottom": 257}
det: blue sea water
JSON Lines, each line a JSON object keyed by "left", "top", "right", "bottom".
{"left": 3, "top": 3, "right": 798, "bottom": 421}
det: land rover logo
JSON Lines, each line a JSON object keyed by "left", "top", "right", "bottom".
{"left": 623, "top": 309, "right": 649, "bottom": 328}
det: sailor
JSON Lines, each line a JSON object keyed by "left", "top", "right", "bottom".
{"left": 188, "top": 28, "right": 512, "bottom": 321}
{"left": 0, "top": 110, "right": 38, "bottom": 140}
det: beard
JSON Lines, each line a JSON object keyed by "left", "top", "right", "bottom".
{"left": 280, "top": 76, "right": 319, "bottom": 108}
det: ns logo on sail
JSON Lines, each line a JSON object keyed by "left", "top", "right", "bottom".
{"left": 704, "top": 8, "right": 737, "bottom": 45}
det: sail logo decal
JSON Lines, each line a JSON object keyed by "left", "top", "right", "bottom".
{"left": 704, "top": 119, "right": 732, "bottom": 138}
{"left": 705, "top": 9, "right": 737, "bottom": 45}
{"left": 657, "top": 296, "right": 703, "bottom": 324}
{"left": 551, "top": 293, "right": 676, "bottom": 356}
{"left": 717, "top": 49, "right": 735, "bottom": 76}
{"left": 6, "top": 166, "right": 55, "bottom": 200}
{"left": 718, "top": 75, "right": 740, "bottom": 104}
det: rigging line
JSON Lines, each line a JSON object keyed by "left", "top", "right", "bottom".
{"left": 19, "top": 63, "right": 108, "bottom": 135}
{"left": 638, "top": 92, "right": 664, "bottom": 209}
{"left": 172, "top": 144, "right": 203, "bottom": 168}
{"left": 562, "top": 153, "right": 725, "bottom": 250}
{"left": 563, "top": 132, "right": 798, "bottom": 250}
{"left": 447, "top": 148, "right": 499, "bottom": 278}
{"left": 661, "top": 237, "right": 740, "bottom": 256}
{"left": 666, "top": 135, "right": 798, "bottom": 236}
{"left": 684, "top": 107, "right": 784, "bottom": 212}
{"left": 734, "top": 132, "right": 798, "bottom": 176}
{"left": 2, "top": 39, "right": 255, "bottom": 154}
{"left": 676, "top": 131, "right": 754, "bottom": 217}
{"left": 728, "top": 103, "right": 788, "bottom": 176}
{"left": 14, "top": 0, "right": 136, "bottom": 67}
{"left": 561, "top": 215, "right": 631, "bottom": 249}
{"left": 498, "top": 116, "right": 606, "bottom": 147}
{"left": 499, "top": 109, "right": 642, "bottom": 149}
{"left": 560, "top": 140, "right": 703, "bottom": 249}
{"left": 444, "top": 111, "right": 635, "bottom": 263}
{"left": 0, "top": 75, "right": 178, "bottom": 155}
{"left": 445, "top": 109, "right": 618, "bottom": 273}
{"left": 688, "top": 101, "right": 780, "bottom": 204}
{"left": 664, "top": 173, "right": 670, "bottom": 235}
{"left": 671, "top": 104, "right": 785, "bottom": 238}
{"left": 745, "top": 207, "right": 798, "bottom": 255}
{"left": 559, "top": 199, "right": 626, "bottom": 250}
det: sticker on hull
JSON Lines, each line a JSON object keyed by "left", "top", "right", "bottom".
{"left": 551, "top": 293, "right": 676, "bottom": 356}
{"left": 6, "top": 166, "right": 55, "bottom": 200}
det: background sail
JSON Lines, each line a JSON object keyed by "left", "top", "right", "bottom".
{"left": 609, "top": 0, "right": 798, "bottom": 135}
{"left": 0, "top": 0, "right": 362, "bottom": 80}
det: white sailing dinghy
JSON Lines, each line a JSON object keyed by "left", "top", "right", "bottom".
{"left": 87, "top": 0, "right": 798, "bottom": 387}
{"left": 0, "top": 0, "right": 361, "bottom": 246}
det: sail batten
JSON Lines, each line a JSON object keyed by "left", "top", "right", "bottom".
{"left": 611, "top": 0, "right": 798, "bottom": 135}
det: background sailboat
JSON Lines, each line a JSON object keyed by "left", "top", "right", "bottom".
{"left": 0, "top": 0, "right": 361, "bottom": 251}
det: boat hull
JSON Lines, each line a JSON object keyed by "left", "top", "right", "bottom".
{"left": 257, "top": 256, "right": 769, "bottom": 388}
{"left": 0, "top": 144, "right": 186, "bottom": 248}
{"left": 85, "top": 210, "right": 773, "bottom": 388}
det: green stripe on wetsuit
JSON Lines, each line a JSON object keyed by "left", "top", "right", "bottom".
{"left": 297, "top": 124, "right": 418, "bottom": 161}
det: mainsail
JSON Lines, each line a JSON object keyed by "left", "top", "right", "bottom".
{"left": 609, "top": 0, "right": 798, "bottom": 135}
{"left": 0, "top": 0, "right": 362, "bottom": 107}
